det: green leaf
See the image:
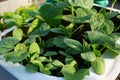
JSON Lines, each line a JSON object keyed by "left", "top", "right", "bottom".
{"left": 52, "top": 60, "right": 64, "bottom": 67}
{"left": 38, "top": 57, "right": 49, "bottom": 62}
{"left": 50, "top": 26, "right": 67, "bottom": 35}
{"left": 44, "top": 51, "right": 57, "bottom": 56}
{"left": 28, "top": 19, "right": 39, "bottom": 34}
{"left": 86, "top": 31, "right": 114, "bottom": 46}
{"left": 68, "top": 0, "right": 93, "bottom": 9}
{"left": 14, "top": 43, "right": 27, "bottom": 52}
{"left": 64, "top": 38, "right": 82, "bottom": 52}
{"left": 30, "top": 23, "right": 50, "bottom": 37}
{"left": 61, "top": 61, "right": 89, "bottom": 80}
{"left": 91, "top": 57, "right": 105, "bottom": 75}
{"left": 29, "top": 42, "right": 40, "bottom": 54}
{"left": 102, "top": 20, "right": 114, "bottom": 34}
{"left": 0, "top": 37, "right": 19, "bottom": 54}
{"left": 65, "top": 56, "right": 74, "bottom": 64}
{"left": 32, "top": 60, "right": 51, "bottom": 74}
{"left": 90, "top": 14, "right": 114, "bottom": 34}
{"left": 4, "top": 19, "right": 15, "bottom": 27}
{"left": 81, "top": 52, "right": 96, "bottom": 62}
{"left": 62, "top": 15, "right": 91, "bottom": 23}
{"left": 107, "top": 11, "right": 119, "bottom": 19}
{"left": 26, "top": 63, "right": 38, "bottom": 73}
{"left": 90, "top": 13, "right": 104, "bottom": 31}
{"left": 4, "top": 51, "right": 28, "bottom": 63}
{"left": 45, "top": 38, "right": 54, "bottom": 47}
{"left": 13, "top": 14, "right": 23, "bottom": 26}
{"left": 102, "top": 49, "right": 118, "bottom": 59}
{"left": 53, "top": 36, "right": 67, "bottom": 48}
{"left": 76, "top": 8, "right": 96, "bottom": 17}
{"left": 13, "top": 28, "right": 23, "bottom": 41}
{"left": 39, "top": 2, "right": 66, "bottom": 26}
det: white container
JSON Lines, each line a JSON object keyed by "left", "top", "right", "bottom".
{"left": 0, "top": 0, "right": 32, "bottom": 14}
{"left": 0, "top": 55, "right": 120, "bottom": 80}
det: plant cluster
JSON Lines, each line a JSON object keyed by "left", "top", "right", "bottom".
{"left": 0, "top": 0, "right": 120, "bottom": 80}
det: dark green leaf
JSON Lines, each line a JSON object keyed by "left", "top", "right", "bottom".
{"left": 86, "top": 31, "right": 115, "bottom": 46}
{"left": 30, "top": 23, "right": 50, "bottom": 37}
{"left": 64, "top": 38, "right": 82, "bottom": 51}
{"left": 26, "top": 64, "right": 38, "bottom": 73}
{"left": 107, "top": 11, "right": 119, "bottom": 19}
{"left": 53, "top": 36, "right": 67, "bottom": 48}
{"left": 39, "top": 2, "right": 66, "bottom": 26}
{"left": 45, "top": 37, "right": 54, "bottom": 47}
{"left": 44, "top": 51, "right": 57, "bottom": 56}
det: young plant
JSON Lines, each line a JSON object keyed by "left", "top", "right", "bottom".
{"left": 0, "top": 0, "right": 120, "bottom": 80}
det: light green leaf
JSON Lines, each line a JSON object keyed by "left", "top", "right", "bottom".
{"left": 62, "top": 15, "right": 91, "bottom": 23}
{"left": 0, "top": 37, "right": 19, "bottom": 54}
{"left": 68, "top": 0, "right": 93, "bottom": 9}
{"left": 26, "top": 64, "right": 38, "bottom": 73}
{"left": 81, "top": 52, "right": 96, "bottom": 62}
{"left": 29, "top": 42, "right": 40, "bottom": 54}
{"left": 64, "top": 38, "right": 82, "bottom": 52}
{"left": 61, "top": 61, "right": 89, "bottom": 80}
{"left": 38, "top": 57, "right": 49, "bottom": 62}
{"left": 13, "top": 28, "right": 23, "bottom": 41}
{"left": 4, "top": 51, "right": 28, "bottom": 63}
{"left": 28, "top": 19, "right": 39, "bottom": 34}
{"left": 44, "top": 51, "right": 57, "bottom": 56}
{"left": 52, "top": 60, "right": 64, "bottom": 67}
{"left": 76, "top": 8, "right": 96, "bottom": 17}
{"left": 30, "top": 23, "right": 50, "bottom": 37}
{"left": 14, "top": 43, "right": 27, "bottom": 52}
{"left": 91, "top": 57, "right": 105, "bottom": 75}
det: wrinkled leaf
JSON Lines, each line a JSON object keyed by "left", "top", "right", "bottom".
{"left": 30, "top": 23, "right": 50, "bottom": 37}
{"left": 14, "top": 43, "right": 27, "bottom": 52}
{"left": 0, "top": 37, "right": 19, "bottom": 54}
{"left": 4, "top": 51, "right": 28, "bottom": 63}
{"left": 68, "top": 0, "right": 93, "bottom": 9}
{"left": 39, "top": 2, "right": 66, "bottom": 26}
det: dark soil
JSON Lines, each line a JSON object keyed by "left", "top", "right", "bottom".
{"left": 116, "top": 73, "right": 120, "bottom": 80}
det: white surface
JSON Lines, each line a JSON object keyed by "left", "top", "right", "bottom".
{"left": 0, "top": 0, "right": 32, "bottom": 14}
